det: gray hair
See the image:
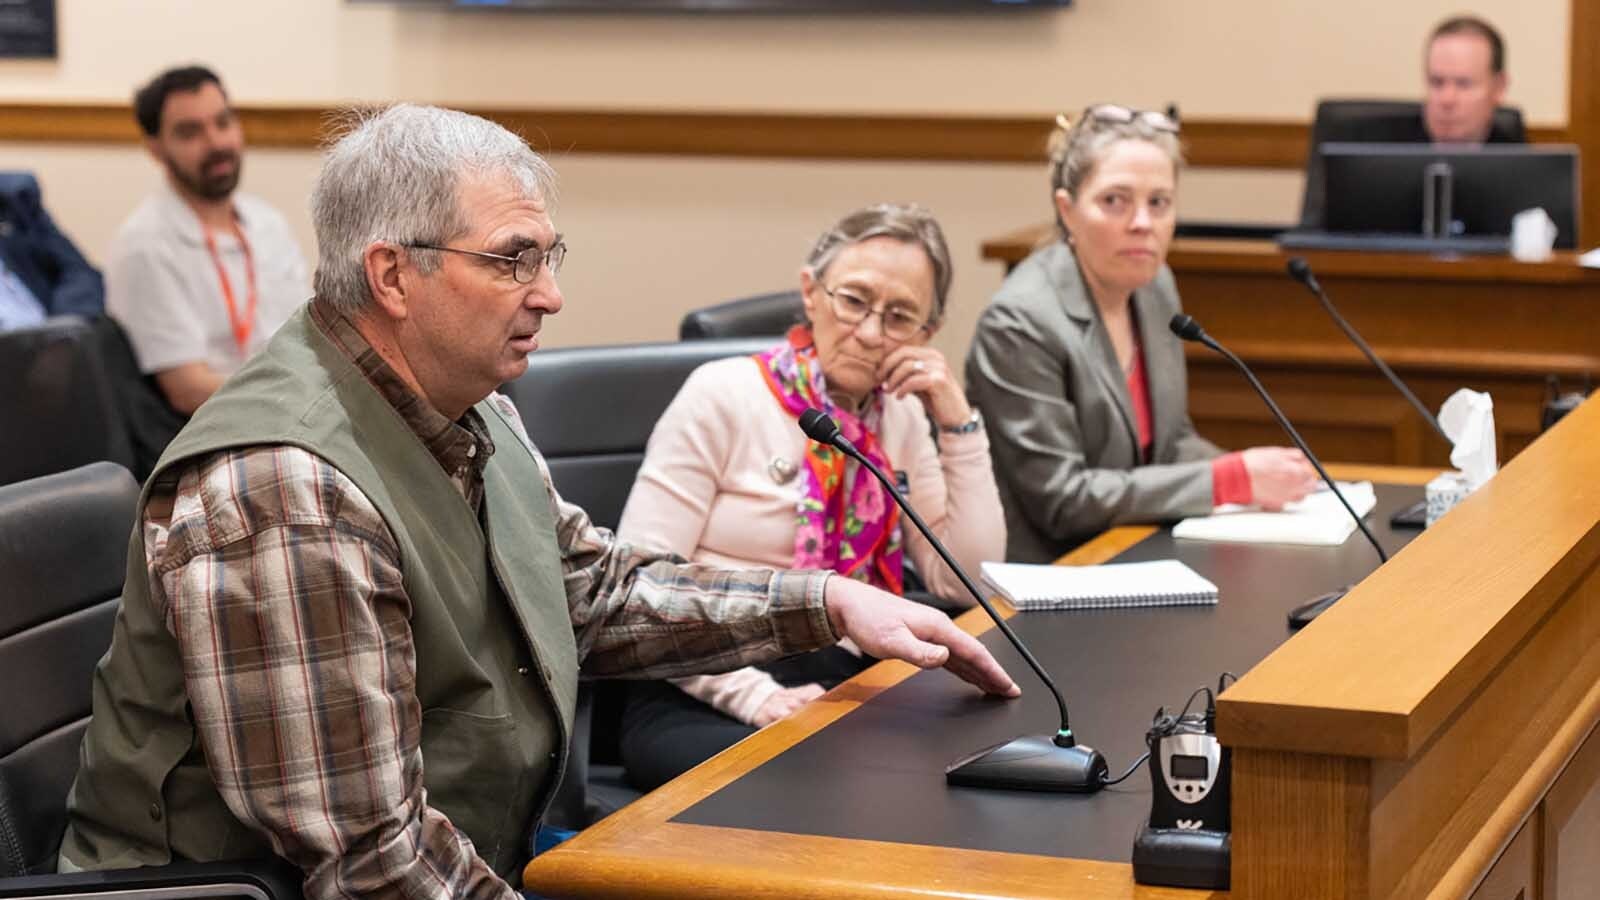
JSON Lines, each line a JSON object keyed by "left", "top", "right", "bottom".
{"left": 310, "top": 104, "right": 558, "bottom": 315}
{"left": 1047, "top": 109, "right": 1184, "bottom": 240}
{"left": 803, "top": 203, "right": 954, "bottom": 326}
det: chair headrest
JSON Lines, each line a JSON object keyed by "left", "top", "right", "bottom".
{"left": 0, "top": 317, "right": 134, "bottom": 485}
{"left": 502, "top": 337, "right": 775, "bottom": 457}
{"left": 679, "top": 290, "right": 804, "bottom": 340}
{"left": 0, "top": 461, "right": 139, "bottom": 639}
{"left": 1311, "top": 98, "right": 1527, "bottom": 144}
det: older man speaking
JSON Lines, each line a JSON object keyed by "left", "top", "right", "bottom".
{"left": 59, "top": 105, "right": 1018, "bottom": 899}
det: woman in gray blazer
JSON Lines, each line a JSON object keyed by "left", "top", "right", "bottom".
{"left": 966, "top": 107, "right": 1317, "bottom": 563}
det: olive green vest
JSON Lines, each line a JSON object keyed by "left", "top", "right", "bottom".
{"left": 60, "top": 305, "right": 578, "bottom": 882}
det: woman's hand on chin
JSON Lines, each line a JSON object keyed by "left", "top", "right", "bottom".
{"left": 877, "top": 346, "right": 972, "bottom": 430}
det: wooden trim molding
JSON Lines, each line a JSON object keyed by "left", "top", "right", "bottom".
{"left": 0, "top": 100, "right": 1571, "bottom": 167}
{"left": 1569, "top": 0, "right": 1600, "bottom": 242}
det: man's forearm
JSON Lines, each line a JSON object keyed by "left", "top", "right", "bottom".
{"left": 575, "top": 557, "right": 836, "bottom": 679}
{"left": 155, "top": 361, "right": 227, "bottom": 414}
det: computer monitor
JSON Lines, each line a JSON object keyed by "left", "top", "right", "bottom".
{"left": 1317, "top": 143, "right": 1580, "bottom": 249}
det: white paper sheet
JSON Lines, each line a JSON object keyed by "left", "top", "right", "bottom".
{"left": 1171, "top": 481, "right": 1377, "bottom": 546}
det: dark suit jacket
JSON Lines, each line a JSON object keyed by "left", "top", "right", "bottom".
{"left": 0, "top": 172, "right": 104, "bottom": 319}
{"left": 965, "top": 241, "right": 1221, "bottom": 563}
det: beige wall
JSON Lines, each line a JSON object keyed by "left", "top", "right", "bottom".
{"left": 0, "top": 143, "right": 1301, "bottom": 361}
{"left": 0, "top": 0, "right": 1568, "bottom": 120}
{"left": 0, "top": 0, "right": 1568, "bottom": 357}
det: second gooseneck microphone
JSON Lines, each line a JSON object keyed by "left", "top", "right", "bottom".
{"left": 1287, "top": 257, "right": 1448, "bottom": 529}
{"left": 1286, "top": 257, "right": 1450, "bottom": 443}
{"left": 1169, "top": 314, "right": 1388, "bottom": 628}
{"left": 797, "top": 407, "right": 1109, "bottom": 793}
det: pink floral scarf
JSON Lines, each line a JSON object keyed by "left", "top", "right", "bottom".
{"left": 756, "top": 326, "right": 904, "bottom": 593}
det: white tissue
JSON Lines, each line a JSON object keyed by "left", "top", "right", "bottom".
{"left": 1439, "top": 389, "right": 1498, "bottom": 489}
{"left": 1511, "top": 207, "right": 1557, "bottom": 262}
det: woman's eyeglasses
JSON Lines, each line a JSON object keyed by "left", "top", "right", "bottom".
{"left": 823, "top": 284, "right": 929, "bottom": 341}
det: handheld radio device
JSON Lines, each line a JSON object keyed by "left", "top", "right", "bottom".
{"left": 1146, "top": 705, "right": 1230, "bottom": 833}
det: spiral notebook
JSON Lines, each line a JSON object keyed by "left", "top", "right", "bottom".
{"left": 979, "top": 559, "right": 1219, "bottom": 611}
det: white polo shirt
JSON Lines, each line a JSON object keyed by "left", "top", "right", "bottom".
{"left": 106, "top": 180, "right": 309, "bottom": 376}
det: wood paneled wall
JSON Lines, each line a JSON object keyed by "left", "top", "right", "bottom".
{"left": 0, "top": 101, "right": 1563, "bottom": 167}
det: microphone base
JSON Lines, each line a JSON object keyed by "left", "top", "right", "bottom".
{"left": 945, "top": 734, "right": 1109, "bottom": 793}
{"left": 1288, "top": 587, "right": 1350, "bottom": 630}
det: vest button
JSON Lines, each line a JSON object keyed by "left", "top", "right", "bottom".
{"left": 517, "top": 666, "right": 530, "bottom": 676}
{"left": 148, "top": 802, "right": 163, "bottom": 822}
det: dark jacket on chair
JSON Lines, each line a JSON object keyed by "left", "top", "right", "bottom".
{"left": 0, "top": 172, "right": 104, "bottom": 319}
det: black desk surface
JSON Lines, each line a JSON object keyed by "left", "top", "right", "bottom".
{"left": 675, "top": 484, "right": 1423, "bottom": 863}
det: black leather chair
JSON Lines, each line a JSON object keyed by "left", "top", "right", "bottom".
{"left": 500, "top": 337, "right": 773, "bottom": 830}
{"left": 502, "top": 337, "right": 774, "bottom": 531}
{"left": 0, "top": 319, "right": 133, "bottom": 488}
{"left": 0, "top": 462, "right": 299, "bottom": 898}
{"left": 678, "top": 290, "right": 802, "bottom": 340}
{"left": 1298, "top": 98, "right": 1528, "bottom": 227}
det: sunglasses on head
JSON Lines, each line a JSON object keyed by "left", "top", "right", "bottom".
{"left": 1057, "top": 104, "right": 1180, "bottom": 134}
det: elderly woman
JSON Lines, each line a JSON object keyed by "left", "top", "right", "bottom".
{"left": 616, "top": 203, "right": 1005, "bottom": 790}
{"left": 966, "top": 106, "right": 1317, "bottom": 564}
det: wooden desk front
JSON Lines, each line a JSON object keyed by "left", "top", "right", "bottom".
{"left": 523, "top": 466, "right": 1449, "bottom": 900}
{"left": 981, "top": 227, "right": 1600, "bottom": 467}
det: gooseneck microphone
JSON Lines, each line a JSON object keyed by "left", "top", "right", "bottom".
{"left": 1169, "top": 315, "right": 1388, "bottom": 629}
{"left": 1286, "top": 257, "right": 1449, "bottom": 443}
{"left": 1287, "top": 257, "right": 1446, "bottom": 529}
{"left": 797, "top": 407, "right": 1109, "bottom": 793}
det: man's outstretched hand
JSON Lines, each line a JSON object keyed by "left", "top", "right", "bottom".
{"left": 823, "top": 577, "right": 1021, "bottom": 698}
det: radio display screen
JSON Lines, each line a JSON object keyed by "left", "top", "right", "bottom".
{"left": 1170, "top": 754, "right": 1209, "bottom": 780}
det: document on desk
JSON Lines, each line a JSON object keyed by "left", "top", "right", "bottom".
{"left": 1172, "top": 481, "right": 1377, "bottom": 546}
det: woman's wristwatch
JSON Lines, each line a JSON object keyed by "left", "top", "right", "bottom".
{"left": 938, "top": 409, "right": 984, "bottom": 435}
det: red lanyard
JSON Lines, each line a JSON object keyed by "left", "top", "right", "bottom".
{"left": 201, "top": 221, "right": 258, "bottom": 353}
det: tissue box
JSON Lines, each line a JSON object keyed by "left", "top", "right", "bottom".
{"left": 1425, "top": 471, "right": 1471, "bottom": 526}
